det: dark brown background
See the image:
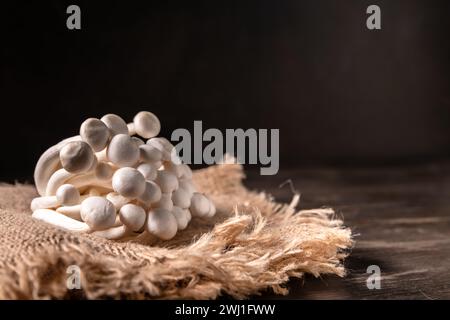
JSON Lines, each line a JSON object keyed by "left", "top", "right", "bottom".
{"left": 2, "top": 0, "right": 450, "bottom": 182}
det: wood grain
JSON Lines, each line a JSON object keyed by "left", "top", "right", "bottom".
{"left": 244, "top": 162, "right": 450, "bottom": 299}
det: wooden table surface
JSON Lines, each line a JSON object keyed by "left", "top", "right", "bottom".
{"left": 244, "top": 162, "right": 450, "bottom": 299}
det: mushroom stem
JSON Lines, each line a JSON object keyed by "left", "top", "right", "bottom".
{"left": 127, "top": 122, "right": 136, "bottom": 136}
{"left": 30, "top": 196, "right": 59, "bottom": 211}
{"left": 34, "top": 135, "right": 81, "bottom": 196}
{"left": 32, "top": 209, "right": 90, "bottom": 232}
{"left": 91, "top": 225, "right": 135, "bottom": 240}
{"left": 66, "top": 173, "right": 112, "bottom": 190}
{"left": 45, "top": 168, "right": 76, "bottom": 196}
{"left": 56, "top": 205, "right": 81, "bottom": 220}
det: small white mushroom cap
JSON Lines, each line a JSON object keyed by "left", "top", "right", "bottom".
{"left": 139, "top": 180, "right": 162, "bottom": 204}
{"left": 154, "top": 193, "right": 173, "bottom": 210}
{"left": 94, "top": 161, "right": 115, "bottom": 180}
{"left": 180, "top": 164, "right": 193, "bottom": 179}
{"left": 131, "top": 136, "right": 145, "bottom": 147}
{"left": 80, "top": 196, "right": 116, "bottom": 230}
{"left": 146, "top": 137, "right": 174, "bottom": 161}
{"left": 163, "top": 162, "right": 184, "bottom": 178}
{"left": 60, "top": 141, "right": 95, "bottom": 174}
{"left": 119, "top": 204, "right": 146, "bottom": 232}
{"left": 207, "top": 200, "right": 216, "bottom": 217}
{"left": 189, "top": 193, "right": 211, "bottom": 218}
{"left": 155, "top": 171, "right": 179, "bottom": 193}
{"left": 107, "top": 134, "right": 140, "bottom": 167}
{"left": 133, "top": 111, "right": 161, "bottom": 139}
{"left": 146, "top": 208, "right": 178, "bottom": 240}
{"left": 80, "top": 118, "right": 110, "bottom": 152}
{"left": 172, "top": 187, "right": 191, "bottom": 209}
{"left": 139, "top": 144, "right": 163, "bottom": 163}
{"left": 185, "top": 208, "right": 192, "bottom": 222}
{"left": 112, "top": 167, "right": 146, "bottom": 198}
{"left": 172, "top": 206, "right": 189, "bottom": 230}
{"left": 56, "top": 184, "right": 80, "bottom": 206}
{"left": 136, "top": 163, "right": 158, "bottom": 181}
{"left": 179, "top": 179, "right": 196, "bottom": 196}
{"left": 101, "top": 114, "right": 129, "bottom": 136}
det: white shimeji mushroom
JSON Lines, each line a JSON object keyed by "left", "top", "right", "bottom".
{"left": 139, "top": 144, "right": 163, "bottom": 163}
{"left": 189, "top": 193, "right": 211, "bottom": 218}
{"left": 146, "top": 208, "right": 178, "bottom": 240}
{"left": 31, "top": 184, "right": 81, "bottom": 211}
{"left": 92, "top": 203, "right": 146, "bottom": 240}
{"left": 101, "top": 114, "right": 129, "bottom": 136}
{"left": 171, "top": 187, "right": 191, "bottom": 209}
{"left": 107, "top": 134, "right": 140, "bottom": 167}
{"left": 34, "top": 135, "right": 81, "bottom": 196}
{"left": 60, "top": 141, "right": 96, "bottom": 174}
{"left": 94, "top": 161, "right": 115, "bottom": 180}
{"left": 178, "top": 178, "right": 196, "bottom": 196}
{"left": 133, "top": 111, "right": 161, "bottom": 139}
{"left": 207, "top": 200, "right": 216, "bottom": 217}
{"left": 172, "top": 206, "right": 189, "bottom": 230}
{"left": 153, "top": 192, "right": 173, "bottom": 210}
{"left": 32, "top": 209, "right": 90, "bottom": 232}
{"left": 80, "top": 196, "right": 116, "bottom": 231}
{"left": 136, "top": 163, "right": 158, "bottom": 181}
{"left": 31, "top": 110, "right": 217, "bottom": 241}
{"left": 112, "top": 167, "right": 146, "bottom": 198}
{"left": 155, "top": 171, "right": 178, "bottom": 193}
{"left": 138, "top": 181, "right": 162, "bottom": 205}
{"left": 106, "top": 192, "right": 131, "bottom": 210}
{"left": 131, "top": 136, "right": 145, "bottom": 147}
{"left": 56, "top": 204, "right": 81, "bottom": 220}
{"left": 80, "top": 118, "right": 110, "bottom": 152}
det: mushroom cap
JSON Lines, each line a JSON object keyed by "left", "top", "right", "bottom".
{"left": 107, "top": 134, "right": 140, "bottom": 167}
{"left": 131, "top": 136, "right": 145, "bottom": 147}
{"left": 60, "top": 141, "right": 95, "bottom": 174}
{"left": 112, "top": 167, "right": 146, "bottom": 198}
{"left": 179, "top": 178, "right": 196, "bottom": 196}
{"left": 164, "top": 162, "right": 184, "bottom": 178}
{"left": 172, "top": 206, "right": 189, "bottom": 230}
{"left": 207, "top": 200, "right": 216, "bottom": 217}
{"left": 101, "top": 114, "right": 129, "bottom": 136}
{"left": 136, "top": 163, "right": 157, "bottom": 181}
{"left": 56, "top": 184, "right": 80, "bottom": 206}
{"left": 155, "top": 170, "right": 179, "bottom": 193}
{"left": 172, "top": 187, "right": 191, "bottom": 209}
{"left": 133, "top": 111, "right": 161, "bottom": 139}
{"left": 119, "top": 203, "right": 146, "bottom": 231}
{"left": 146, "top": 208, "right": 178, "bottom": 240}
{"left": 94, "top": 161, "right": 114, "bottom": 180}
{"left": 189, "top": 193, "right": 211, "bottom": 218}
{"left": 153, "top": 192, "right": 173, "bottom": 210}
{"left": 139, "top": 144, "right": 163, "bottom": 163}
{"left": 180, "top": 164, "right": 193, "bottom": 179}
{"left": 80, "top": 118, "right": 110, "bottom": 152}
{"left": 80, "top": 196, "right": 116, "bottom": 230}
{"left": 139, "top": 180, "right": 162, "bottom": 204}
{"left": 146, "top": 137, "right": 174, "bottom": 161}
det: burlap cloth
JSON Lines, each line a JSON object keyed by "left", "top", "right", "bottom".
{"left": 0, "top": 163, "right": 352, "bottom": 299}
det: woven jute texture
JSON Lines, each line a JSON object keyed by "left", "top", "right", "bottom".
{"left": 0, "top": 163, "right": 352, "bottom": 299}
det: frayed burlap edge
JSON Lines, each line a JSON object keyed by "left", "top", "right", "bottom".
{"left": 0, "top": 164, "right": 353, "bottom": 299}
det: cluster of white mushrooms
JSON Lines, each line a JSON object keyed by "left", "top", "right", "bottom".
{"left": 31, "top": 111, "right": 216, "bottom": 240}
